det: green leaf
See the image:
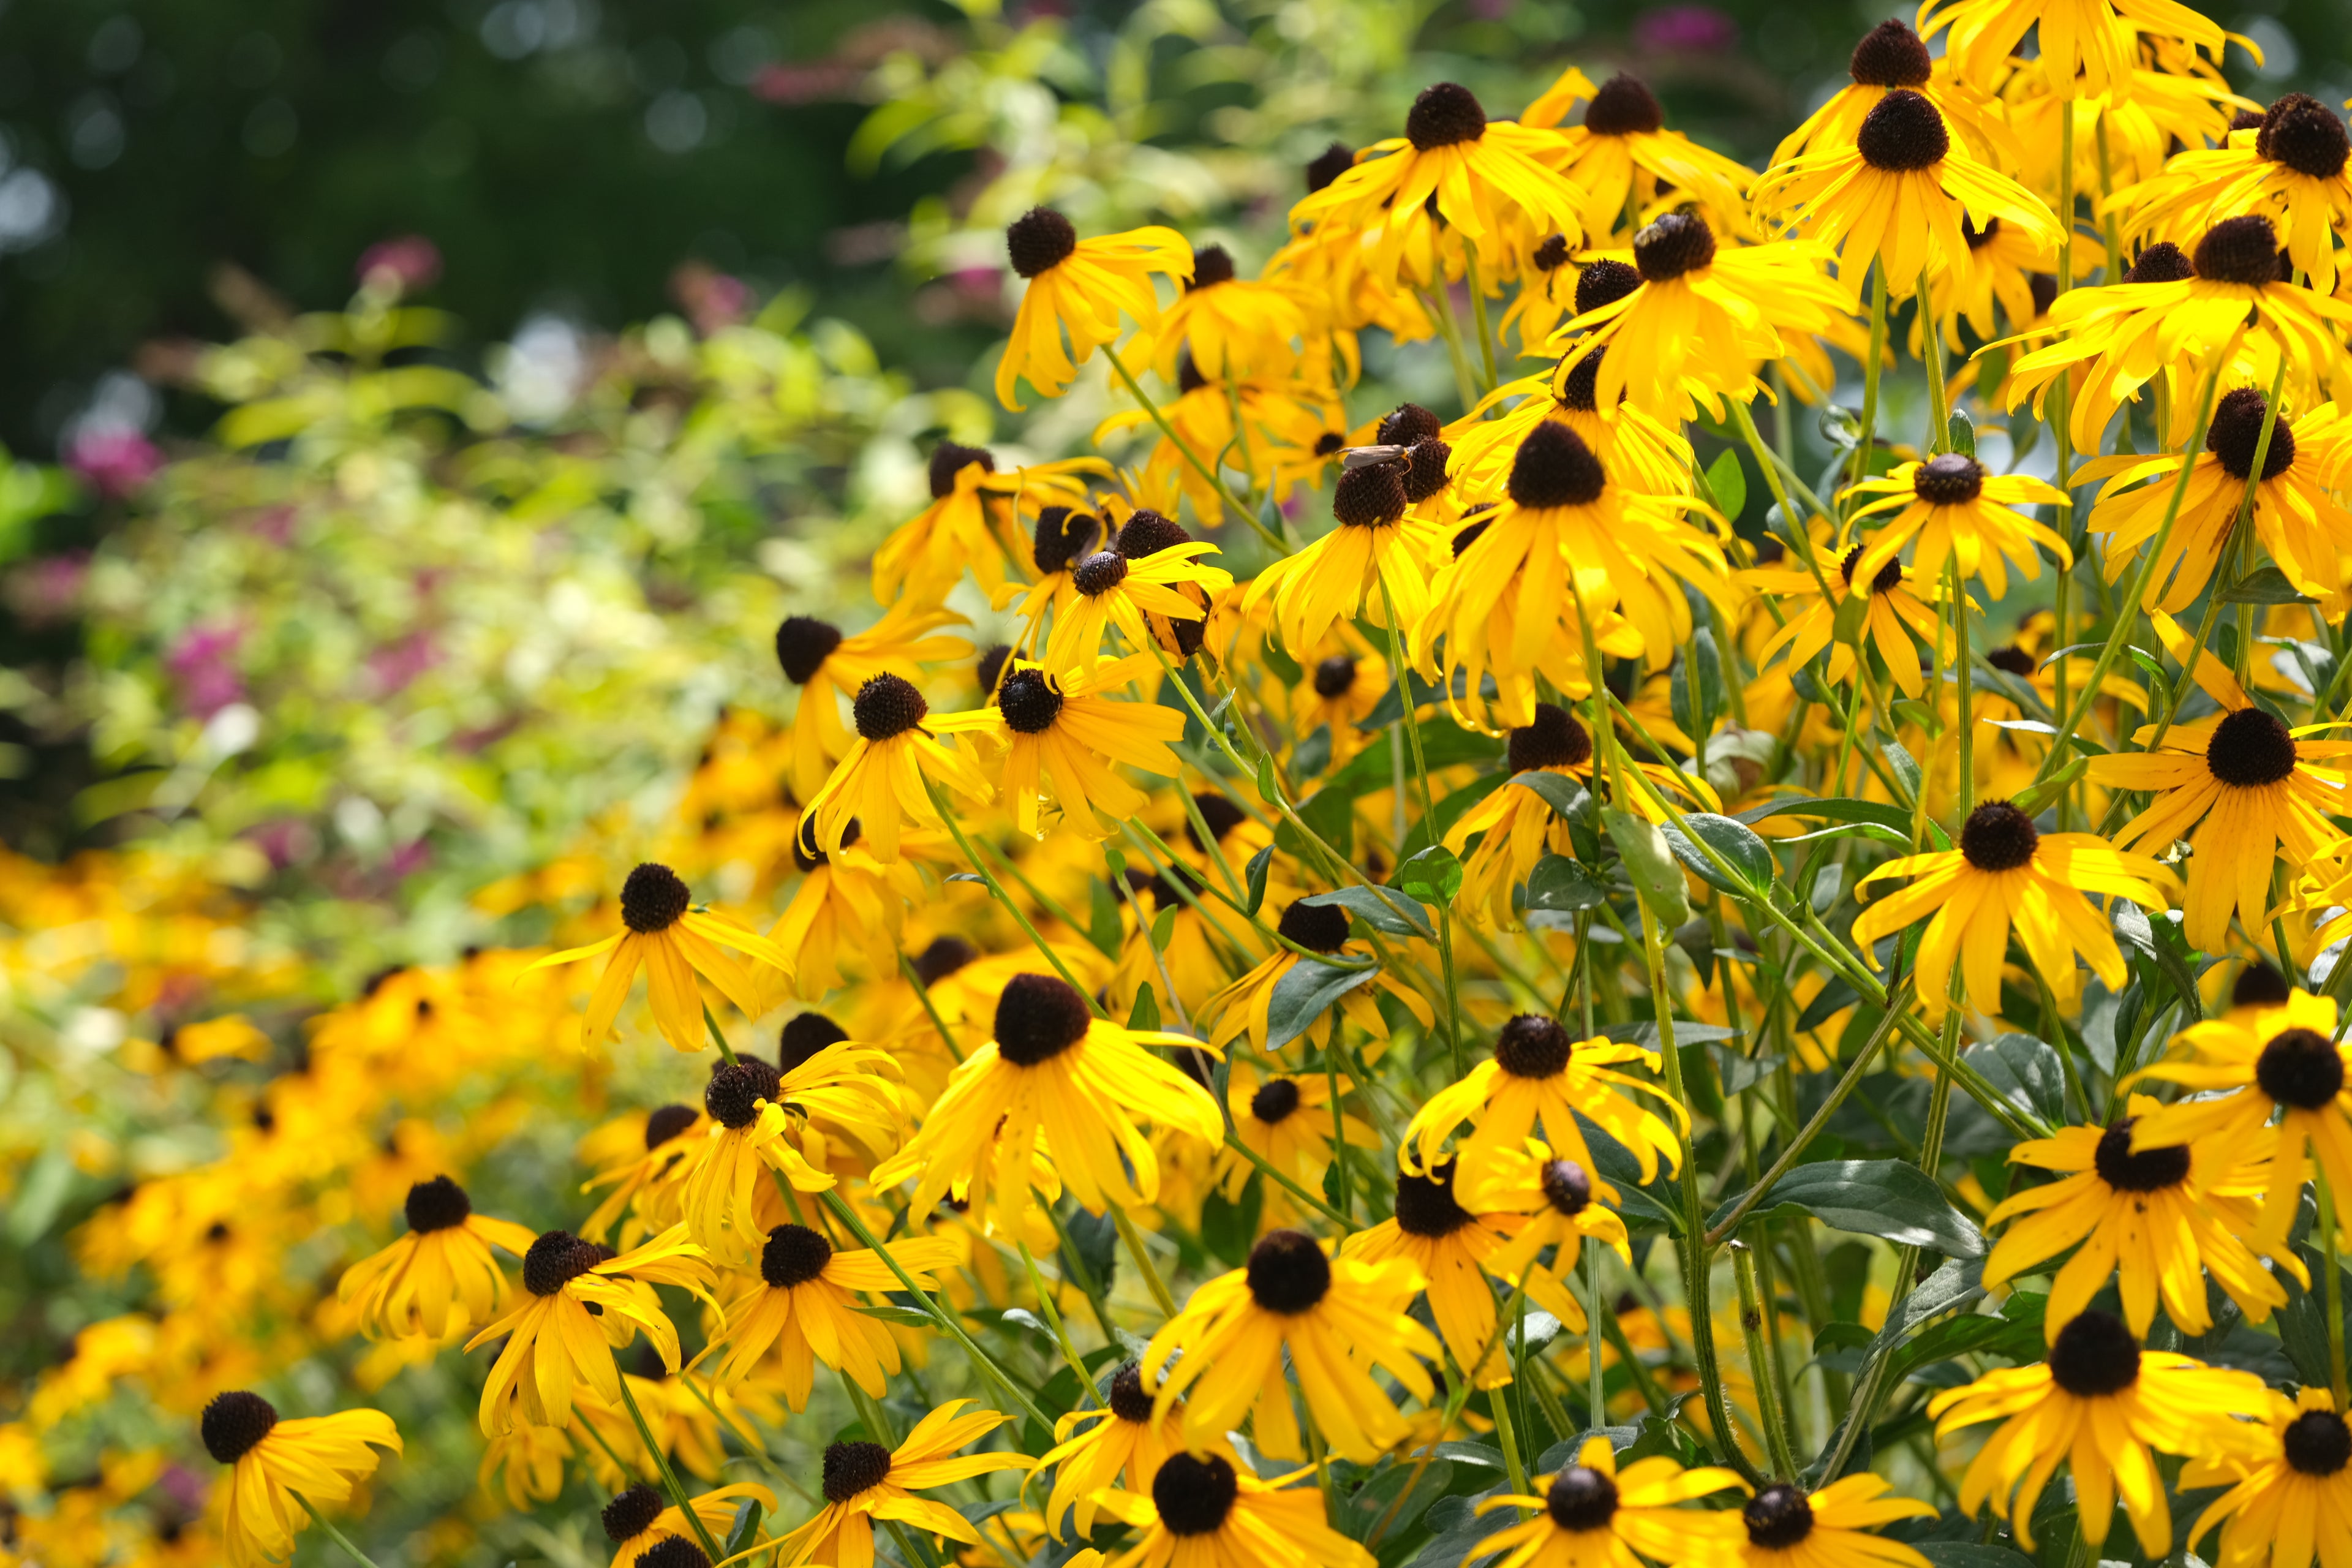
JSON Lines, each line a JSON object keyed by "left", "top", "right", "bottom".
{"left": 1512, "top": 769, "right": 1591, "bottom": 819}
{"left": 1265, "top": 959, "right": 1378, "bottom": 1049}
{"left": 1704, "top": 447, "right": 1747, "bottom": 522}
{"left": 1276, "top": 785, "right": 1354, "bottom": 861}
{"left": 853, "top": 1303, "right": 937, "bottom": 1327}
{"left": 1526, "top": 853, "right": 1610, "bottom": 913}
{"left": 1255, "top": 752, "right": 1280, "bottom": 804}
{"left": 1604, "top": 808, "right": 1691, "bottom": 927}
{"left": 2222, "top": 564, "right": 2317, "bottom": 605}
{"left": 1738, "top": 796, "right": 1915, "bottom": 835}
{"left": 1947, "top": 409, "right": 1976, "bottom": 457}
{"left": 1715, "top": 1159, "right": 1985, "bottom": 1257}
{"left": 1659, "top": 812, "right": 1775, "bottom": 897}
{"left": 1244, "top": 845, "right": 1273, "bottom": 916}
{"left": 1126, "top": 986, "right": 1161, "bottom": 1033}
{"left": 1303, "top": 883, "right": 1434, "bottom": 939}
{"left": 1088, "top": 876, "right": 1124, "bottom": 956}
{"left": 1670, "top": 628, "right": 1724, "bottom": 741}
{"left": 1830, "top": 586, "right": 1870, "bottom": 648}
{"left": 1818, "top": 404, "right": 1863, "bottom": 450}
{"left": 1150, "top": 905, "right": 1177, "bottom": 951}
{"left": 1398, "top": 845, "right": 1464, "bottom": 905}
{"left": 1964, "top": 1033, "right": 2066, "bottom": 1128}
{"left": 725, "top": 1499, "right": 765, "bottom": 1556}
{"left": 2113, "top": 902, "right": 2203, "bottom": 1023}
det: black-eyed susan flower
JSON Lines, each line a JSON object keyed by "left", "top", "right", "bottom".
{"left": 601, "top": 1480, "right": 774, "bottom": 1568}
{"left": 1928, "top": 1309, "right": 2271, "bottom": 1555}
{"left": 995, "top": 206, "right": 1193, "bottom": 410}
{"left": 867, "top": 973, "right": 1224, "bottom": 1223}
{"left": 200, "top": 1390, "right": 401, "bottom": 1568}
{"left": 873, "top": 439, "right": 1109, "bottom": 603}
{"left": 1849, "top": 799, "right": 2173, "bottom": 1020}
{"left": 2186, "top": 1387, "right": 2352, "bottom": 1568}
{"left": 1468, "top": 1145, "right": 1632, "bottom": 1333}
{"left": 1926, "top": 215, "right": 2056, "bottom": 353}
{"left": 1527, "top": 73, "right": 1755, "bottom": 239}
{"left": 1194, "top": 899, "right": 1434, "bottom": 1055}
{"left": 464, "top": 1224, "right": 714, "bottom": 1434}
{"left": 993, "top": 504, "right": 1108, "bottom": 627}
{"left": 1033, "top": 1362, "right": 1193, "bottom": 1539}
{"left": 524, "top": 862, "right": 794, "bottom": 1055}
{"left": 1845, "top": 453, "right": 2069, "bottom": 601}
{"left": 480, "top": 1421, "right": 572, "bottom": 1507}
{"left": 1983, "top": 1096, "right": 2299, "bottom": 1337}
{"left": 1713, "top": 1478, "right": 1936, "bottom": 1568}
{"left": 2081, "top": 388, "right": 2352, "bottom": 614}
{"left": 2089, "top": 644, "right": 2352, "bottom": 954}
{"left": 1553, "top": 213, "right": 1854, "bottom": 418}
{"left": 1746, "top": 539, "right": 1948, "bottom": 701}
{"left": 1090, "top": 1449, "right": 1376, "bottom": 1568}
{"left": 1036, "top": 535, "right": 1231, "bottom": 674}
{"left": 2120, "top": 92, "right": 2352, "bottom": 293}
{"left": 2128, "top": 987, "right": 2352, "bottom": 1254}
{"left": 773, "top": 600, "right": 968, "bottom": 804}
{"left": 801, "top": 673, "right": 994, "bottom": 865}
{"left": 770, "top": 815, "right": 930, "bottom": 1003}
{"left": 1148, "top": 244, "right": 1308, "bottom": 381}
{"left": 1343, "top": 1156, "right": 1534, "bottom": 1389}
{"left": 1919, "top": 0, "right": 2226, "bottom": 103}
{"left": 1772, "top": 18, "right": 2015, "bottom": 173}
{"left": 698, "top": 1223, "right": 955, "bottom": 1411}
{"left": 1757, "top": 88, "right": 2059, "bottom": 293}
{"left": 931, "top": 654, "right": 1185, "bottom": 839}
{"left": 773, "top": 1400, "right": 1031, "bottom": 1567}
{"left": 1242, "top": 455, "right": 1444, "bottom": 656}
{"left": 1289, "top": 81, "right": 1587, "bottom": 289}
{"left": 1464, "top": 1436, "right": 1747, "bottom": 1568}
{"left": 680, "top": 1045, "right": 904, "bottom": 1258}
{"left": 1144, "top": 1227, "right": 1438, "bottom": 1463}
{"left": 336, "top": 1175, "right": 537, "bottom": 1340}
{"left": 1403, "top": 1014, "right": 1684, "bottom": 1194}
{"left": 1217, "top": 1064, "right": 1375, "bottom": 1207}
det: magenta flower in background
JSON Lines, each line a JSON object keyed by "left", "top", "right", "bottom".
{"left": 364, "top": 631, "right": 440, "bottom": 698}
{"left": 165, "top": 620, "right": 246, "bottom": 718}
{"left": 670, "top": 262, "right": 754, "bottom": 335}
{"left": 1634, "top": 4, "right": 1738, "bottom": 53}
{"left": 5, "top": 549, "right": 89, "bottom": 625}
{"left": 356, "top": 234, "right": 443, "bottom": 293}
{"left": 66, "top": 428, "right": 163, "bottom": 499}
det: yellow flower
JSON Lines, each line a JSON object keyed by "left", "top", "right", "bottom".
{"left": 1712, "top": 1477, "right": 1936, "bottom": 1568}
{"left": 1528, "top": 72, "right": 1756, "bottom": 239}
{"left": 599, "top": 1481, "right": 775, "bottom": 1568}
{"left": 1148, "top": 244, "right": 1309, "bottom": 380}
{"left": 867, "top": 973, "right": 1224, "bottom": 1223}
{"left": 2186, "top": 1387, "right": 2352, "bottom": 1568}
{"left": 1845, "top": 454, "right": 2069, "bottom": 601}
{"left": 1194, "top": 899, "right": 1435, "bottom": 1054}
{"left": 801, "top": 673, "right": 995, "bottom": 865}
{"left": 1918, "top": 0, "right": 2226, "bottom": 102}
{"left": 200, "top": 1392, "right": 401, "bottom": 1568}
{"left": 1746, "top": 538, "right": 1950, "bottom": 701}
{"left": 1036, "top": 533, "right": 1232, "bottom": 675}
{"left": 1923, "top": 214, "right": 2057, "bottom": 354}
{"left": 996, "top": 208, "right": 1192, "bottom": 409}
{"left": 774, "top": 1400, "right": 1031, "bottom": 1567}
{"left": 773, "top": 599, "right": 968, "bottom": 804}
{"left": 1217, "top": 1063, "right": 1376, "bottom": 1204}
{"left": 1465, "top": 1435, "right": 1747, "bottom": 1568}
{"left": 1241, "top": 458, "right": 1444, "bottom": 658}
{"left": 1466, "top": 1142, "right": 1634, "bottom": 1333}
{"left": 1031, "top": 1362, "right": 1194, "bottom": 1540}
{"left": 697, "top": 1223, "right": 954, "bottom": 1410}
{"left": 872, "top": 439, "right": 1109, "bottom": 604}
{"left": 463, "top": 1224, "right": 715, "bottom": 1434}
{"left": 523, "top": 862, "right": 794, "bottom": 1054}
{"left": 1850, "top": 799, "right": 2172, "bottom": 1020}
{"left": 1983, "top": 1095, "right": 2301, "bottom": 1336}
{"left": 680, "top": 1045, "right": 905, "bottom": 1258}
{"left": 336, "top": 1175, "right": 538, "bottom": 1340}
{"left": 1401, "top": 1014, "right": 1685, "bottom": 1194}
{"left": 930, "top": 654, "right": 1186, "bottom": 840}
{"left": 2116, "top": 94, "right": 2352, "bottom": 293}
{"left": 1928, "top": 1309, "right": 2271, "bottom": 1555}
{"left": 1144, "top": 1227, "right": 1439, "bottom": 1463}
{"left": 1772, "top": 18, "right": 2017, "bottom": 172}
{"left": 1091, "top": 1449, "right": 1376, "bottom": 1568}
{"left": 769, "top": 815, "right": 932, "bottom": 1003}
{"left": 1343, "top": 1156, "right": 1537, "bottom": 1389}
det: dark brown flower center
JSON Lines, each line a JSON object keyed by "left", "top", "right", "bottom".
{"left": 1276, "top": 899, "right": 1351, "bottom": 954}
{"left": 1115, "top": 508, "right": 1192, "bottom": 559}
{"left": 821, "top": 1439, "right": 893, "bottom": 1502}
{"left": 1072, "top": 550, "right": 1131, "bottom": 595}
{"left": 1313, "top": 655, "right": 1359, "bottom": 698}
{"left": 1744, "top": 1485, "right": 1815, "bottom": 1548}
{"left": 2258, "top": 1027, "right": 2345, "bottom": 1109}
{"left": 2048, "top": 1309, "right": 2140, "bottom": 1396}
{"left": 200, "top": 1390, "right": 278, "bottom": 1464}
{"left": 1985, "top": 645, "right": 2035, "bottom": 677}
{"left": 1379, "top": 403, "right": 1444, "bottom": 445}
{"left": 522, "top": 1229, "right": 605, "bottom": 1296}
{"left": 1005, "top": 208, "right": 1077, "bottom": 278}
{"left": 1188, "top": 244, "right": 1236, "bottom": 288}
{"left": 851, "top": 673, "right": 929, "bottom": 741}
{"left": 1109, "top": 1360, "right": 1158, "bottom": 1423}
{"left": 2205, "top": 706, "right": 2298, "bottom": 787}
{"left": 1583, "top": 74, "right": 1663, "bottom": 137}
{"left": 1556, "top": 349, "right": 1605, "bottom": 413}
{"left": 1306, "top": 141, "right": 1354, "bottom": 192}
{"left": 928, "top": 439, "right": 996, "bottom": 498}
{"left": 913, "top": 935, "right": 979, "bottom": 986}
{"left": 2233, "top": 963, "right": 2293, "bottom": 1008}
{"left": 2260, "top": 93, "right": 2351, "bottom": 179}
{"left": 1334, "top": 462, "right": 1409, "bottom": 527}
{"left": 636, "top": 1539, "right": 710, "bottom": 1568}
{"left": 1962, "top": 214, "right": 2000, "bottom": 250}
{"left": 1542, "top": 1159, "right": 1594, "bottom": 1215}
{"left": 1403, "top": 438, "right": 1452, "bottom": 503}
{"left": 2127, "top": 242, "right": 2193, "bottom": 283}
{"left": 1533, "top": 233, "right": 1572, "bottom": 271}
{"left": 1958, "top": 801, "right": 2037, "bottom": 872}
{"left": 1032, "top": 506, "right": 1101, "bottom": 574}
{"left": 620, "top": 862, "right": 692, "bottom": 933}
{"left": 1632, "top": 210, "right": 1716, "bottom": 282}
{"left": 1575, "top": 259, "right": 1642, "bottom": 314}
{"left": 2206, "top": 387, "right": 2297, "bottom": 481}
{"left": 1250, "top": 1077, "right": 1303, "bottom": 1123}
{"left": 404, "top": 1174, "right": 472, "bottom": 1233}
{"left": 997, "top": 669, "right": 1065, "bottom": 734}
{"left": 644, "top": 1103, "right": 698, "bottom": 1150}
{"left": 2193, "top": 215, "right": 2283, "bottom": 286}
{"left": 603, "top": 1483, "right": 664, "bottom": 1542}
{"left": 774, "top": 616, "right": 844, "bottom": 685}
{"left": 1185, "top": 792, "right": 1244, "bottom": 851}
{"left": 1856, "top": 88, "right": 1947, "bottom": 170}
{"left": 778, "top": 1012, "right": 849, "bottom": 1072}
{"left": 705, "top": 1058, "right": 784, "bottom": 1129}
{"left": 1547, "top": 1466, "right": 1619, "bottom": 1531}
{"left": 1154, "top": 1451, "right": 1241, "bottom": 1535}
{"left": 1848, "top": 18, "right": 1932, "bottom": 86}
{"left": 1508, "top": 421, "right": 1607, "bottom": 508}
{"left": 2287, "top": 1409, "right": 2352, "bottom": 1475}
{"left": 2092, "top": 1117, "right": 2191, "bottom": 1193}
{"left": 1406, "top": 83, "right": 1487, "bottom": 151}
{"left": 761, "top": 1223, "right": 834, "bottom": 1289}
{"left": 1495, "top": 1014, "right": 1573, "bottom": 1078}
{"left": 1245, "top": 1228, "right": 1332, "bottom": 1314}
{"left": 1913, "top": 452, "right": 1984, "bottom": 505}
{"left": 1509, "top": 703, "right": 1592, "bottom": 772}
{"left": 993, "top": 973, "right": 1093, "bottom": 1066}
{"left": 1393, "top": 1158, "right": 1475, "bottom": 1237}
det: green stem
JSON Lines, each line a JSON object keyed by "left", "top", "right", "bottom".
{"left": 1378, "top": 567, "right": 1461, "bottom": 1076}
{"left": 1488, "top": 1378, "right": 1533, "bottom": 1507}
{"left": 897, "top": 954, "right": 966, "bottom": 1065}
{"left": 1420, "top": 279, "right": 1480, "bottom": 415}
{"left": 1704, "top": 995, "right": 1907, "bottom": 1245}
{"left": 1016, "top": 1238, "right": 1101, "bottom": 1403}
{"left": 1732, "top": 1240, "right": 1800, "bottom": 1480}
{"left": 920, "top": 772, "right": 1106, "bottom": 1017}
{"left": 1110, "top": 1203, "right": 1180, "bottom": 1318}
{"left": 2324, "top": 1169, "right": 2349, "bottom": 1408}
{"left": 1848, "top": 261, "right": 1889, "bottom": 507}
{"left": 296, "top": 1494, "right": 388, "bottom": 1568}
{"left": 1465, "top": 247, "right": 1500, "bottom": 394}
{"left": 617, "top": 1373, "right": 731, "bottom": 1564}
{"left": 1104, "top": 343, "right": 1286, "bottom": 552}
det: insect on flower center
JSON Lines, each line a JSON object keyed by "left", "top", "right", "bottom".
{"left": 2047, "top": 1308, "right": 2141, "bottom": 1396}
{"left": 913, "top": 935, "right": 978, "bottom": 986}
{"left": 1744, "top": 1484, "right": 1815, "bottom": 1548}
{"left": 778, "top": 1012, "right": 849, "bottom": 1072}
{"left": 619, "top": 862, "right": 692, "bottom": 933}
{"left": 1032, "top": 506, "right": 1101, "bottom": 574}
{"left": 601, "top": 1483, "right": 664, "bottom": 1542}
{"left": 2192, "top": 215, "right": 2283, "bottom": 286}
{"left": 1583, "top": 74, "right": 1664, "bottom": 137}
{"left": 2206, "top": 388, "right": 2297, "bottom": 481}
{"left": 1495, "top": 1014, "right": 1574, "bottom": 1079}
{"left": 705, "top": 1058, "right": 784, "bottom": 1129}
{"left": 1632, "top": 211, "right": 1716, "bottom": 282}
{"left": 2092, "top": 1117, "right": 2191, "bottom": 1193}
{"left": 1847, "top": 18, "right": 1932, "bottom": 87}
{"left": 1108, "top": 1361, "right": 1158, "bottom": 1423}
{"left": 2259, "top": 93, "right": 2351, "bottom": 180}
{"left": 1508, "top": 421, "right": 1608, "bottom": 508}
{"left": 997, "top": 669, "right": 1065, "bottom": 734}
{"left": 1004, "top": 208, "right": 1077, "bottom": 279}
{"left": 2126, "top": 243, "right": 2194, "bottom": 283}
{"left": 1856, "top": 88, "right": 1947, "bottom": 171}
{"left": 2233, "top": 963, "right": 2294, "bottom": 1008}
{"left": 1251, "top": 1076, "right": 1303, "bottom": 1123}
{"left": 1333, "top": 462, "right": 1408, "bottom": 527}
{"left": 1985, "top": 646, "right": 2036, "bottom": 677}
{"left": 1913, "top": 452, "right": 1985, "bottom": 506}
{"left": 1509, "top": 703, "right": 1593, "bottom": 773}
{"left": 1546, "top": 1466, "right": 1619, "bottom": 1531}
{"left": 404, "top": 1174, "right": 472, "bottom": 1232}
{"left": 821, "top": 1439, "right": 894, "bottom": 1503}
{"left": 2286, "top": 1409, "right": 2352, "bottom": 1476}
{"left": 1313, "top": 655, "right": 1359, "bottom": 698}
{"left": 1393, "top": 1158, "right": 1475, "bottom": 1237}
{"left": 1958, "top": 801, "right": 2038, "bottom": 872}
{"left": 1072, "top": 550, "right": 1131, "bottom": 595}
{"left": 760, "top": 1223, "right": 834, "bottom": 1289}
{"left": 522, "top": 1229, "right": 606, "bottom": 1296}
{"left": 1542, "top": 1158, "right": 1594, "bottom": 1215}
{"left": 2205, "top": 706, "right": 2299, "bottom": 787}
{"left": 851, "top": 673, "right": 929, "bottom": 741}
{"left": 1246, "top": 1228, "right": 1332, "bottom": 1313}
{"left": 1116, "top": 508, "right": 1192, "bottom": 559}
{"left": 1405, "top": 82, "right": 1487, "bottom": 151}
{"left": 1276, "top": 899, "right": 1352, "bottom": 954}
{"left": 643, "top": 1103, "right": 698, "bottom": 1150}
{"left": 773, "top": 616, "right": 843, "bottom": 685}
{"left": 636, "top": 1541, "right": 710, "bottom": 1568}
{"left": 2257, "top": 1027, "right": 2345, "bottom": 1110}
{"left": 927, "top": 439, "right": 996, "bottom": 498}
{"left": 1154, "top": 1451, "right": 1242, "bottom": 1535}
{"left": 993, "top": 973, "right": 1094, "bottom": 1066}
{"left": 200, "top": 1390, "right": 279, "bottom": 1464}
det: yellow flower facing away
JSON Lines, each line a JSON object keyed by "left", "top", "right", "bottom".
{"left": 772, "top": 1399, "right": 1032, "bottom": 1568}
{"left": 336, "top": 1175, "right": 538, "bottom": 1340}
{"left": 1465, "top": 1434, "right": 1748, "bottom": 1568}
{"left": 200, "top": 1391, "right": 402, "bottom": 1568}
{"left": 996, "top": 208, "right": 1194, "bottom": 410}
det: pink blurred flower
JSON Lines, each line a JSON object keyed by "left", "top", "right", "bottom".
{"left": 164, "top": 620, "right": 246, "bottom": 718}
{"left": 246, "top": 818, "right": 317, "bottom": 871}
{"left": 670, "top": 261, "right": 754, "bottom": 336}
{"left": 749, "top": 61, "right": 859, "bottom": 103}
{"left": 386, "top": 839, "right": 433, "bottom": 880}
{"left": 66, "top": 428, "right": 163, "bottom": 499}
{"left": 1634, "top": 4, "right": 1738, "bottom": 53}
{"left": 364, "top": 632, "right": 440, "bottom": 698}
{"left": 5, "top": 550, "right": 89, "bottom": 625}
{"left": 357, "top": 235, "right": 443, "bottom": 293}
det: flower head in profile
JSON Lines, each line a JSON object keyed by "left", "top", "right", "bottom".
{"left": 523, "top": 862, "right": 794, "bottom": 1054}
{"left": 1845, "top": 452, "right": 2069, "bottom": 600}
{"left": 336, "top": 1175, "right": 538, "bottom": 1340}
{"left": 1148, "top": 243, "right": 1309, "bottom": 381}
{"left": 1745, "top": 535, "right": 1949, "bottom": 701}
{"left": 1713, "top": 1477, "right": 1936, "bottom": 1568}
{"left": 1031, "top": 1362, "right": 1195, "bottom": 1540}
{"left": 931, "top": 654, "right": 1186, "bottom": 839}
{"left": 680, "top": 1043, "right": 905, "bottom": 1257}
{"left": 1091, "top": 1449, "right": 1375, "bottom": 1568}
{"left": 1242, "top": 454, "right": 1446, "bottom": 657}
{"left": 1773, "top": 18, "right": 2016, "bottom": 172}
{"left": 1526, "top": 70, "right": 1757, "bottom": 239}
{"left": 200, "top": 1391, "right": 401, "bottom": 1568}
{"left": 1468, "top": 1143, "right": 1633, "bottom": 1335}
{"left": 1464, "top": 1435, "right": 1747, "bottom": 1568}
{"left": 772, "top": 1400, "right": 1030, "bottom": 1567}
{"left": 801, "top": 673, "right": 994, "bottom": 865}
{"left": 1194, "top": 898, "right": 1434, "bottom": 1054}
{"left": 773, "top": 600, "right": 968, "bottom": 802}
{"left": 996, "top": 207, "right": 1192, "bottom": 409}
{"left": 1035, "top": 527, "right": 1231, "bottom": 674}
{"left": 698, "top": 1223, "right": 956, "bottom": 1411}
{"left": 1918, "top": 0, "right": 2226, "bottom": 103}
{"left": 2186, "top": 1387, "right": 2352, "bottom": 1568}
{"left": 1343, "top": 1156, "right": 1537, "bottom": 1389}
{"left": 599, "top": 1481, "right": 774, "bottom": 1568}
{"left": 2117, "top": 92, "right": 2352, "bottom": 293}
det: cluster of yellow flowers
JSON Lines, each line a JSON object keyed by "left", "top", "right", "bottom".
{"left": 36, "top": 0, "right": 2352, "bottom": 1565}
